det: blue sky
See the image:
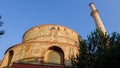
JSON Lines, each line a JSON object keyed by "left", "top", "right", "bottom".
{"left": 0, "top": 0, "right": 120, "bottom": 59}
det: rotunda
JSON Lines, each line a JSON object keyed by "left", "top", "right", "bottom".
{"left": 0, "top": 24, "right": 80, "bottom": 68}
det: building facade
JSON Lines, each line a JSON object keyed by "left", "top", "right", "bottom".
{"left": 0, "top": 24, "right": 80, "bottom": 68}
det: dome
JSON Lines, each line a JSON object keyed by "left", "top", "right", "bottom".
{"left": 23, "top": 24, "right": 80, "bottom": 46}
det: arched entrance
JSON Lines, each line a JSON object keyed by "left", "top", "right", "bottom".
{"left": 8, "top": 50, "right": 14, "bottom": 66}
{"left": 44, "top": 46, "right": 64, "bottom": 65}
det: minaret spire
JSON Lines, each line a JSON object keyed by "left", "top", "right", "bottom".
{"left": 89, "top": 2, "right": 107, "bottom": 34}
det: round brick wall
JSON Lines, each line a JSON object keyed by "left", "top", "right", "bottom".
{"left": 1, "top": 24, "right": 81, "bottom": 68}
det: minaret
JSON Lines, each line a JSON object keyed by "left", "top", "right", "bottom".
{"left": 89, "top": 2, "right": 106, "bottom": 34}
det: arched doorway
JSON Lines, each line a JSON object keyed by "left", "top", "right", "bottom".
{"left": 8, "top": 50, "right": 14, "bottom": 66}
{"left": 44, "top": 46, "right": 64, "bottom": 65}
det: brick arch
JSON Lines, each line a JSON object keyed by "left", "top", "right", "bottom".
{"left": 8, "top": 50, "right": 14, "bottom": 66}
{"left": 44, "top": 46, "right": 64, "bottom": 65}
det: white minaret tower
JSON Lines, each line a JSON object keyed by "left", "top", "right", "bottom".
{"left": 89, "top": 2, "right": 107, "bottom": 34}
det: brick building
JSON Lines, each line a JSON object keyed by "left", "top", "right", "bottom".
{"left": 0, "top": 24, "right": 80, "bottom": 68}
{"left": 0, "top": 2, "right": 107, "bottom": 68}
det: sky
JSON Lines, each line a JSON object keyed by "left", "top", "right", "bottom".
{"left": 0, "top": 0, "right": 120, "bottom": 59}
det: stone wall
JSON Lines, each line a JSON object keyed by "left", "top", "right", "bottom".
{"left": 0, "top": 24, "right": 81, "bottom": 68}
{"left": 23, "top": 24, "right": 79, "bottom": 45}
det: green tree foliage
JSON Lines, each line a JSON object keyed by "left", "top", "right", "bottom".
{"left": 95, "top": 32, "right": 120, "bottom": 68}
{"left": 0, "top": 15, "right": 4, "bottom": 36}
{"left": 72, "top": 30, "right": 120, "bottom": 68}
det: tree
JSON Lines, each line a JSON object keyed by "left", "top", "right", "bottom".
{"left": 95, "top": 32, "right": 120, "bottom": 68}
{"left": 0, "top": 15, "right": 4, "bottom": 36}
{"left": 72, "top": 30, "right": 120, "bottom": 68}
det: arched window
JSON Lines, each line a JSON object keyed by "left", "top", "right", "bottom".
{"left": 44, "top": 46, "right": 64, "bottom": 65}
{"left": 8, "top": 50, "right": 14, "bottom": 66}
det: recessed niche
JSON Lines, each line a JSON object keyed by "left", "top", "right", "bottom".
{"left": 51, "top": 27, "right": 56, "bottom": 30}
